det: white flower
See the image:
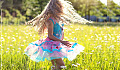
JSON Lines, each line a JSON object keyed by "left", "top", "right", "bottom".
{"left": 18, "top": 48, "right": 21, "bottom": 50}
{"left": 60, "top": 66, "right": 66, "bottom": 69}
{"left": 97, "top": 62, "right": 100, "bottom": 64}
{"left": 12, "top": 37, "right": 16, "bottom": 41}
{"left": 6, "top": 51, "right": 8, "bottom": 53}
{"left": 90, "top": 36, "right": 93, "bottom": 38}
{"left": 7, "top": 48, "right": 9, "bottom": 50}
{"left": 72, "top": 64, "right": 78, "bottom": 67}
{"left": 89, "top": 53, "right": 92, "bottom": 54}
{"left": 19, "top": 36, "right": 21, "bottom": 39}
{"left": 10, "top": 45, "right": 13, "bottom": 46}
{"left": 17, "top": 51, "right": 20, "bottom": 53}
{"left": 74, "top": 37, "right": 77, "bottom": 40}
{"left": 26, "top": 36, "right": 28, "bottom": 38}
{"left": 88, "top": 39, "right": 90, "bottom": 40}
{"left": 85, "top": 35, "right": 87, "bottom": 37}
{"left": 96, "top": 45, "right": 102, "bottom": 48}
{"left": 76, "top": 63, "right": 80, "bottom": 66}
{"left": 105, "top": 58, "right": 107, "bottom": 60}
{"left": 1, "top": 37, "right": 5, "bottom": 41}
{"left": 109, "top": 45, "right": 114, "bottom": 48}
{"left": 8, "top": 36, "right": 10, "bottom": 39}
{"left": 92, "top": 50, "right": 94, "bottom": 52}
{"left": 21, "top": 45, "right": 24, "bottom": 46}
{"left": 23, "top": 40, "right": 26, "bottom": 42}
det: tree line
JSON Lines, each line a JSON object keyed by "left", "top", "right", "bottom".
{"left": 0, "top": 0, "right": 120, "bottom": 21}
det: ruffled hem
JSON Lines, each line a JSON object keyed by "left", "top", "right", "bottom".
{"left": 24, "top": 37, "right": 85, "bottom": 62}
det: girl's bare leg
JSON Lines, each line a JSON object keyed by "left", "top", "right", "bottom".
{"left": 51, "top": 58, "right": 65, "bottom": 70}
{"left": 55, "top": 58, "right": 65, "bottom": 70}
{"left": 51, "top": 59, "right": 57, "bottom": 70}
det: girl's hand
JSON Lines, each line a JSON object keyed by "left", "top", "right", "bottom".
{"left": 61, "top": 41, "right": 72, "bottom": 47}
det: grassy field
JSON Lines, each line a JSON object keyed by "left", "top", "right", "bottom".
{"left": 0, "top": 24, "right": 120, "bottom": 70}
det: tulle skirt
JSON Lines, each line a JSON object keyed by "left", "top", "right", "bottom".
{"left": 24, "top": 37, "right": 85, "bottom": 62}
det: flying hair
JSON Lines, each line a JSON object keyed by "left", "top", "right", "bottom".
{"left": 26, "top": 0, "right": 92, "bottom": 37}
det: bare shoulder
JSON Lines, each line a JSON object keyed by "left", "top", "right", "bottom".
{"left": 45, "top": 19, "right": 54, "bottom": 29}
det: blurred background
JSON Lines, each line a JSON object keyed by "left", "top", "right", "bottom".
{"left": 1, "top": 0, "right": 120, "bottom": 70}
{"left": 0, "top": 0, "right": 120, "bottom": 25}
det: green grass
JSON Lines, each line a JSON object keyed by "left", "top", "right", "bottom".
{"left": 1, "top": 24, "right": 120, "bottom": 70}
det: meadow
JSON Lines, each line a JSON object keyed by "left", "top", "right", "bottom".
{"left": 0, "top": 23, "right": 120, "bottom": 70}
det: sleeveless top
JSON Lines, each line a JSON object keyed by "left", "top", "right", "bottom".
{"left": 48, "top": 18, "right": 64, "bottom": 40}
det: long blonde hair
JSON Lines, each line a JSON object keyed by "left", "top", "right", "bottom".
{"left": 26, "top": 0, "right": 91, "bottom": 37}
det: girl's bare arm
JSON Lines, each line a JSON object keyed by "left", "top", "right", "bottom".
{"left": 47, "top": 20, "right": 63, "bottom": 42}
{"left": 47, "top": 20, "right": 71, "bottom": 47}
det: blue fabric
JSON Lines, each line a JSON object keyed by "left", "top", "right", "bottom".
{"left": 49, "top": 18, "right": 63, "bottom": 39}
{"left": 28, "top": 42, "right": 78, "bottom": 53}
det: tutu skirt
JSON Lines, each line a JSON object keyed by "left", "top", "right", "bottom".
{"left": 24, "top": 37, "right": 85, "bottom": 62}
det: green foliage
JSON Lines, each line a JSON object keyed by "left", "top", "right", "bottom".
{"left": 1, "top": 24, "right": 120, "bottom": 69}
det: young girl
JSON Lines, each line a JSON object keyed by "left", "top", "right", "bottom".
{"left": 24, "top": 0, "right": 90, "bottom": 70}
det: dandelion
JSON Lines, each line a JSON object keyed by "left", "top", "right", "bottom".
{"left": 10, "top": 45, "right": 13, "bottom": 46}
{"left": 12, "top": 37, "right": 16, "bottom": 41}
{"left": 72, "top": 64, "right": 78, "bottom": 67}
{"left": 51, "top": 66, "right": 55, "bottom": 69}
{"left": 75, "top": 28, "right": 79, "bottom": 31}
{"left": 1, "top": 37, "right": 5, "bottom": 41}
{"left": 96, "top": 45, "right": 102, "bottom": 48}
{"left": 109, "top": 45, "right": 114, "bottom": 48}
{"left": 30, "top": 34, "right": 32, "bottom": 36}
{"left": 69, "top": 33, "right": 71, "bottom": 35}
{"left": 72, "top": 32, "right": 75, "bottom": 33}
{"left": 26, "top": 36, "right": 28, "bottom": 38}
{"left": 19, "top": 36, "right": 21, "bottom": 39}
{"left": 110, "top": 62, "right": 113, "bottom": 64}
{"left": 6, "top": 51, "right": 8, "bottom": 53}
{"left": 23, "top": 40, "right": 26, "bottom": 42}
{"left": 105, "top": 58, "right": 107, "bottom": 61}
{"left": 18, "top": 48, "right": 21, "bottom": 50}
{"left": 21, "top": 45, "right": 24, "bottom": 46}
{"left": 60, "top": 66, "right": 66, "bottom": 69}
{"left": 92, "top": 50, "right": 94, "bottom": 52}
{"left": 90, "top": 36, "right": 93, "bottom": 38}
{"left": 99, "top": 37, "right": 102, "bottom": 40}
{"left": 17, "top": 51, "right": 20, "bottom": 53}
{"left": 104, "top": 41, "right": 108, "bottom": 43}
{"left": 76, "top": 63, "right": 80, "bottom": 66}
{"left": 89, "top": 53, "right": 92, "bottom": 54}
{"left": 8, "top": 36, "right": 10, "bottom": 39}
{"left": 85, "top": 35, "right": 87, "bottom": 37}
{"left": 7, "top": 48, "right": 9, "bottom": 50}
{"left": 97, "top": 62, "right": 100, "bottom": 64}
{"left": 74, "top": 37, "right": 77, "bottom": 40}
{"left": 95, "top": 34, "right": 98, "bottom": 38}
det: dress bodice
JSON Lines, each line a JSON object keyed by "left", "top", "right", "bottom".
{"left": 49, "top": 18, "right": 64, "bottom": 40}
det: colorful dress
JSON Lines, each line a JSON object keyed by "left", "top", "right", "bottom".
{"left": 24, "top": 18, "right": 85, "bottom": 62}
